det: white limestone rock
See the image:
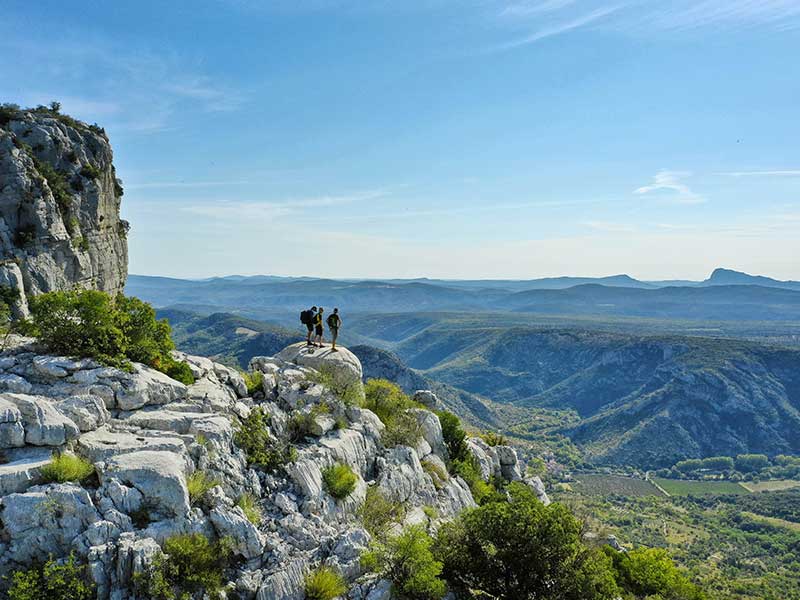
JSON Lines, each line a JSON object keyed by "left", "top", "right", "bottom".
{"left": 2, "top": 393, "right": 80, "bottom": 446}
{"left": 274, "top": 343, "right": 364, "bottom": 389}
{"left": 209, "top": 505, "right": 265, "bottom": 559}
{"left": 56, "top": 394, "right": 110, "bottom": 432}
{"left": 100, "top": 450, "right": 190, "bottom": 518}
{"left": 76, "top": 426, "right": 186, "bottom": 463}
{"left": 0, "top": 373, "right": 32, "bottom": 394}
{"left": 0, "top": 446, "right": 52, "bottom": 495}
{"left": 113, "top": 364, "right": 188, "bottom": 411}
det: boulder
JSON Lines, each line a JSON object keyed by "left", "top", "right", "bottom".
{"left": 113, "top": 364, "right": 188, "bottom": 410}
{"left": 0, "top": 483, "right": 101, "bottom": 564}
{"left": 99, "top": 450, "right": 190, "bottom": 518}
{"left": 56, "top": 394, "right": 110, "bottom": 432}
{"left": 2, "top": 393, "right": 80, "bottom": 446}
{"left": 275, "top": 343, "right": 363, "bottom": 389}
{"left": 256, "top": 558, "right": 307, "bottom": 600}
{"left": 412, "top": 390, "right": 440, "bottom": 410}
{"left": 0, "top": 373, "right": 32, "bottom": 394}
{"left": 0, "top": 397, "right": 24, "bottom": 448}
{"left": 209, "top": 505, "right": 265, "bottom": 559}
{"left": 411, "top": 409, "right": 447, "bottom": 459}
{"left": 76, "top": 427, "right": 186, "bottom": 463}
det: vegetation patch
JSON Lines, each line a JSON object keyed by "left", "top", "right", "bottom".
{"left": 233, "top": 407, "right": 295, "bottom": 471}
{"left": 39, "top": 453, "right": 94, "bottom": 484}
{"left": 5, "top": 553, "right": 94, "bottom": 600}
{"left": 304, "top": 566, "right": 347, "bottom": 600}
{"left": 363, "top": 379, "right": 422, "bottom": 448}
{"left": 654, "top": 478, "right": 749, "bottom": 497}
{"left": 186, "top": 471, "right": 219, "bottom": 506}
{"left": 359, "top": 486, "right": 406, "bottom": 538}
{"left": 310, "top": 364, "right": 363, "bottom": 406}
{"left": 78, "top": 163, "right": 101, "bottom": 180}
{"left": 322, "top": 463, "right": 358, "bottom": 500}
{"left": 22, "top": 290, "right": 194, "bottom": 385}
{"left": 570, "top": 473, "right": 664, "bottom": 498}
{"left": 134, "top": 533, "right": 232, "bottom": 600}
{"left": 362, "top": 524, "right": 446, "bottom": 600}
{"left": 236, "top": 493, "right": 262, "bottom": 526}
{"left": 242, "top": 370, "right": 263, "bottom": 396}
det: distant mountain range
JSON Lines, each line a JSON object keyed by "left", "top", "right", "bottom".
{"left": 127, "top": 268, "right": 800, "bottom": 322}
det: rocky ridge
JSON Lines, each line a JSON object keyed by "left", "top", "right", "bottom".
{"left": 0, "top": 339, "right": 546, "bottom": 599}
{"left": 0, "top": 106, "right": 128, "bottom": 317}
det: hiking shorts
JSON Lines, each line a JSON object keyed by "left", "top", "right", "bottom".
{"left": 329, "top": 326, "right": 339, "bottom": 338}
{"left": 306, "top": 323, "right": 314, "bottom": 333}
{"left": 315, "top": 325, "right": 323, "bottom": 336}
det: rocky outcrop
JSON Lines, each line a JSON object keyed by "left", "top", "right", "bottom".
{"left": 0, "top": 340, "right": 544, "bottom": 598}
{"left": 0, "top": 107, "right": 128, "bottom": 312}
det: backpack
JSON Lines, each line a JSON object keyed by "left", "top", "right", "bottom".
{"left": 300, "top": 310, "right": 313, "bottom": 325}
{"left": 327, "top": 313, "right": 339, "bottom": 328}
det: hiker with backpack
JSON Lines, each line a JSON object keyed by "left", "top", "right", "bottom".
{"left": 313, "top": 307, "right": 325, "bottom": 347}
{"left": 327, "top": 308, "right": 342, "bottom": 352}
{"left": 300, "top": 306, "right": 317, "bottom": 346}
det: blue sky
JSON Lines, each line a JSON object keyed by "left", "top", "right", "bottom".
{"left": 2, "top": 0, "right": 799, "bottom": 280}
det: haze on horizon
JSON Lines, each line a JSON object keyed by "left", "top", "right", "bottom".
{"left": 2, "top": 0, "right": 798, "bottom": 281}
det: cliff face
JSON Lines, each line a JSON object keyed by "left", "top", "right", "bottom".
{"left": 0, "top": 107, "right": 128, "bottom": 316}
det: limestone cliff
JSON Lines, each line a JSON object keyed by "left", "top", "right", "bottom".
{"left": 0, "top": 105, "right": 128, "bottom": 316}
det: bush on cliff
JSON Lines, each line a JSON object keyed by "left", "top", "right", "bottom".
{"left": 233, "top": 407, "right": 295, "bottom": 471}
{"left": 5, "top": 553, "right": 94, "bottom": 600}
{"left": 363, "top": 379, "right": 422, "bottom": 448}
{"left": 322, "top": 463, "right": 358, "bottom": 500}
{"left": 433, "top": 482, "right": 620, "bottom": 600}
{"left": 435, "top": 410, "right": 468, "bottom": 462}
{"left": 39, "top": 453, "right": 95, "bottom": 484}
{"left": 361, "top": 524, "right": 446, "bottom": 600}
{"left": 23, "top": 290, "right": 194, "bottom": 385}
{"left": 304, "top": 567, "right": 347, "bottom": 600}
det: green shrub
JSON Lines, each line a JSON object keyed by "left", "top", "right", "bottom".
{"left": 236, "top": 493, "right": 262, "bottom": 526}
{"left": 422, "top": 460, "right": 448, "bottom": 490}
{"left": 186, "top": 471, "right": 218, "bottom": 506}
{"left": 310, "top": 364, "right": 363, "bottom": 406}
{"left": 0, "top": 103, "right": 21, "bottom": 125}
{"left": 322, "top": 463, "right": 358, "bottom": 500}
{"left": 363, "top": 379, "right": 422, "bottom": 448}
{"left": 604, "top": 546, "right": 707, "bottom": 600}
{"left": 451, "top": 457, "right": 503, "bottom": 505}
{"left": 6, "top": 553, "right": 94, "bottom": 600}
{"left": 480, "top": 431, "right": 507, "bottom": 447}
{"left": 242, "top": 370, "right": 263, "bottom": 396}
{"left": 25, "top": 290, "right": 193, "bottom": 384}
{"left": 304, "top": 566, "right": 347, "bottom": 600}
{"left": 434, "top": 482, "right": 622, "bottom": 600}
{"left": 233, "top": 407, "right": 295, "bottom": 471}
{"left": 436, "top": 411, "right": 468, "bottom": 462}
{"left": 14, "top": 225, "right": 37, "bottom": 247}
{"left": 359, "top": 486, "right": 406, "bottom": 538}
{"left": 135, "top": 533, "right": 232, "bottom": 600}
{"left": 362, "top": 524, "right": 446, "bottom": 600}
{"left": 79, "top": 163, "right": 101, "bottom": 180}
{"left": 39, "top": 453, "right": 94, "bottom": 484}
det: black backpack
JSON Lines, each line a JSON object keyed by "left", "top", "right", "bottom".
{"left": 300, "top": 310, "right": 313, "bottom": 325}
{"left": 327, "top": 313, "right": 339, "bottom": 328}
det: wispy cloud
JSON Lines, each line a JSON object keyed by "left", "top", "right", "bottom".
{"left": 582, "top": 220, "right": 637, "bottom": 233}
{"left": 718, "top": 170, "right": 800, "bottom": 177}
{"left": 492, "top": 5, "right": 622, "bottom": 50}
{"left": 634, "top": 170, "right": 706, "bottom": 205}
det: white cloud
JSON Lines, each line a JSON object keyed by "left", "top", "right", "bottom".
{"left": 634, "top": 170, "right": 706, "bottom": 205}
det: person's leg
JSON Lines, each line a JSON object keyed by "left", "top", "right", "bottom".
{"left": 306, "top": 324, "right": 313, "bottom": 345}
{"left": 331, "top": 327, "right": 338, "bottom": 350}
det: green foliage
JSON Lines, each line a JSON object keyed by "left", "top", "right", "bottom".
{"left": 6, "top": 554, "right": 94, "bottom": 600}
{"left": 322, "top": 463, "right": 358, "bottom": 500}
{"left": 735, "top": 453, "right": 770, "bottom": 473}
{"left": 359, "top": 486, "right": 406, "bottom": 538}
{"left": 0, "top": 285, "right": 19, "bottom": 327}
{"left": 29, "top": 154, "right": 73, "bottom": 219}
{"left": 675, "top": 456, "right": 735, "bottom": 474}
{"left": 451, "top": 457, "right": 503, "bottom": 505}
{"left": 310, "top": 364, "right": 363, "bottom": 406}
{"left": 480, "top": 431, "right": 507, "bottom": 447}
{"left": 236, "top": 493, "right": 262, "bottom": 526}
{"left": 363, "top": 379, "right": 422, "bottom": 448}
{"left": 39, "top": 453, "right": 95, "bottom": 484}
{"left": 135, "top": 533, "right": 232, "bottom": 600}
{"left": 422, "top": 460, "right": 448, "bottom": 490}
{"left": 0, "top": 103, "right": 21, "bottom": 125}
{"left": 25, "top": 291, "right": 193, "bottom": 384}
{"left": 434, "top": 482, "right": 621, "bottom": 600}
{"left": 186, "top": 471, "right": 218, "bottom": 506}
{"left": 233, "top": 407, "right": 295, "bottom": 471}
{"left": 13, "top": 225, "right": 36, "bottom": 247}
{"left": 304, "top": 566, "right": 347, "bottom": 600}
{"left": 435, "top": 410, "right": 468, "bottom": 462}
{"left": 288, "top": 403, "right": 332, "bottom": 442}
{"left": 604, "top": 547, "right": 707, "bottom": 600}
{"left": 243, "top": 370, "right": 263, "bottom": 396}
{"left": 79, "top": 163, "right": 101, "bottom": 180}
{"left": 362, "top": 524, "right": 446, "bottom": 600}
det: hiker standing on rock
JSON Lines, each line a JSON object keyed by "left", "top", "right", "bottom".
{"left": 301, "top": 306, "right": 317, "bottom": 346}
{"left": 327, "top": 307, "right": 342, "bottom": 352}
{"left": 313, "top": 307, "right": 325, "bottom": 347}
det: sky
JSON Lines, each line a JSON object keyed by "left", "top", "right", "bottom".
{"left": 2, "top": 0, "right": 799, "bottom": 281}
